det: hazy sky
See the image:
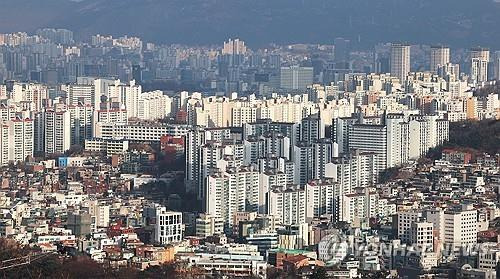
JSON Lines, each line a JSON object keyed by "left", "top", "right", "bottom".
{"left": 1, "top": 0, "right": 499, "bottom": 48}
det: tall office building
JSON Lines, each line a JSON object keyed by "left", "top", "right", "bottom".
{"left": 268, "top": 54, "right": 281, "bottom": 69}
{"left": 494, "top": 51, "right": 500, "bottom": 81}
{"left": 470, "top": 47, "right": 490, "bottom": 63}
{"left": 132, "top": 65, "right": 142, "bottom": 83}
{"left": 334, "top": 37, "right": 351, "bottom": 68}
{"left": 470, "top": 47, "right": 490, "bottom": 83}
{"left": 409, "top": 221, "right": 434, "bottom": 250}
{"left": 280, "top": 66, "right": 314, "bottom": 90}
{"left": 397, "top": 210, "right": 424, "bottom": 244}
{"left": 390, "top": 43, "right": 411, "bottom": 82}
{"left": 92, "top": 78, "right": 116, "bottom": 110}
{"left": 430, "top": 46, "right": 450, "bottom": 73}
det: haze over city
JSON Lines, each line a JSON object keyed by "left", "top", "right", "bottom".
{"left": 1, "top": 0, "right": 500, "bottom": 47}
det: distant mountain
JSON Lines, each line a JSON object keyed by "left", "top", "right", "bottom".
{"left": 1, "top": 0, "right": 500, "bottom": 48}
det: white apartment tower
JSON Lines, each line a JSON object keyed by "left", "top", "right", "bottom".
{"left": 107, "top": 80, "right": 141, "bottom": 119}
{"left": 199, "top": 141, "right": 245, "bottom": 201}
{"left": 261, "top": 131, "right": 291, "bottom": 160}
{"left": 301, "top": 115, "right": 325, "bottom": 144}
{"left": 305, "top": 179, "right": 341, "bottom": 219}
{"left": 0, "top": 118, "right": 34, "bottom": 166}
{"left": 293, "top": 142, "right": 314, "bottom": 185}
{"left": 268, "top": 186, "right": 308, "bottom": 226}
{"left": 8, "top": 118, "right": 34, "bottom": 163}
{"left": 407, "top": 115, "right": 449, "bottom": 159}
{"left": 333, "top": 116, "right": 358, "bottom": 154}
{"left": 87, "top": 200, "right": 110, "bottom": 229}
{"left": 63, "top": 84, "right": 95, "bottom": 107}
{"left": 342, "top": 188, "right": 379, "bottom": 225}
{"left": 390, "top": 43, "right": 411, "bottom": 82}
{"left": 205, "top": 167, "right": 260, "bottom": 229}
{"left": 333, "top": 151, "right": 377, "bottom": 196}
{"left": 0, "top": 123, "right": 8, "bottom": 165}
{"left": 385, "top": 114, "right": 409, "bottom": 167}
{"left": 11, "top": 83, "right": 48, "bottom": 112}
{"left": 231, "top": 105, "right": 257, "bottom": 127}
{"left": 470, "top": 47, "right": 490, "bottom": 83}
{"left": 259, "top": 170, "right": 287, "bottom": 213}
{"left": 138, "top": 91, "right": 172, "bottom": 120}
{"left": 43, "top": 108, "right": 71, "bottom": 154}
{"left": 222, "top": 38, "right": 247, "bottom": 55}
{"left": 69, "top": 104, "right": 94, "bottom": 146}
{"left": 185, "top": 127, "right": 206, "bottom": 195}
{"left": 349, "top": 124, "right": 387, "bottom": 175}
{"left": 313, "top": 139, "right": 338, "bottom": 180}
{"left": 185, "top": 128, "right": 232, "bottom": 197}
{"left": 94, "top": 106, "right": 128, "bottom": 124}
